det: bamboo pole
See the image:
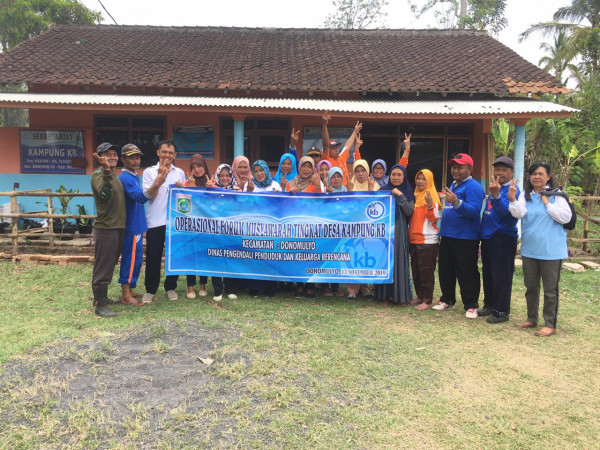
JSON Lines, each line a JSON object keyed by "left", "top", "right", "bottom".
{"left": 47, "top": 189, "right": 54, "bottom": 248}
{"left": 10, "top": 192, "right": 18, "bottom": 256}
{"left": 0, "top": 191, "right": 93, "bottom": 197}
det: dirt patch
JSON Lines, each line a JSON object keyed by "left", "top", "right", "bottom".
{"left": 0, "top": 319, "right": 275, "bottom": 447}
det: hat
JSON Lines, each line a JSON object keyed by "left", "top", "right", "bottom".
{"left": 492, "top": 156, "right": 514, "bottom": 169}
{"left": 306, "top": 146, "right": 321, "bottom": 157}
{"left": 96, "top": 142, "right": 119, "bottom": 155}
{"left": 329, "top": 139, "right": 341, "bottom": 148}
{"left": 121, "top": 143, "right": 144, "bottom": 157}
{"left": 448, "top": 153, "right": 474, "bottom": 167}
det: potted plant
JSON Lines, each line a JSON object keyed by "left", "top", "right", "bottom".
{"left": 76, "top": 204, "right": 94, "bottom": 235}
{"left": 54, "top": 185, "right": 79, "bottom": 240}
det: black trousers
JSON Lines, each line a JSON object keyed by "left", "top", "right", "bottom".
{"left": 92, "top": 228, "right": 124, "bottom": 287}
{"left": 144, "top": 225, "right": 179, "bottom": 294}
{"left": 438, "top": 237, "right": 480, "bottom": 310}
{"left": 481, "top": 233, "right": 517, "bottom": 317}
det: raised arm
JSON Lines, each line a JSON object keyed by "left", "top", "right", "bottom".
{"left": 343, "top": 121, "right": 362, "bottom": 153}
{"left": 322, "top": 112, "right": 331, "bottom": 159}
{"left": 399, "top": 133, "right": 411, "bottom": 166}
{"left": 289, "top": 128, "right": 300, "bottom": 170}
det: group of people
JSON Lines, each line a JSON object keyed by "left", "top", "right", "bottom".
{"left": 90, "top": 113, "right": 571, "bottom": 337}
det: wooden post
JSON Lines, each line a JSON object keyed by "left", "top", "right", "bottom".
{"left": 47, "top": 189, "right": 54, "bottom": 248}
{"left": 10, "top": 191, "right": 18, "bottom": 257}
{"left": 583, "top": 198, "right": 592, "bottom": 253}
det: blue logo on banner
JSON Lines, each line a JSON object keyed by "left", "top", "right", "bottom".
{"left": 366, "top": 201, "right": 385, "bottom": 220}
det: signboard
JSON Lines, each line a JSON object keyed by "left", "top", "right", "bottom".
{"left": 166, "top": 188, "right": 395, "bottom": 283}
{"left": 172, "top": 126, "right": 215, "bottom": 158}
{"left": 20, "top": 130, "right": 85, "bottom": 174}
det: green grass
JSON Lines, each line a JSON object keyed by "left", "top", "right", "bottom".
{"left": 0, "top": 261, "right": 599, "bottom": 448}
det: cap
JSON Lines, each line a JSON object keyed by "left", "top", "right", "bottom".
{"left": 492, "top": 155, "right": 514, "bottom": 169}
{"left": 448, "top": 153, "right": 474, "bottom": 167}
{"left": 96, "top": 142, "right": 119, "bottom": 155}
{"left": 121, "top": 143, "right": 144, "bottom": 157}
{"left": 329, "top": 139, "right": 341, "bottom": 148}
{"left": 306, "top": 146, "right": 321, "bottom": 157}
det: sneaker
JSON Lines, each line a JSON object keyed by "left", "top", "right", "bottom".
{"left": 213, "top": 294, "right": 223, "bottom": 302}
{"left": 478, "top": 306, "right": 493, "bottom": 316}
{"left": 431, "top": 301, "right": 452, "bottom": 311}
{"left": 227, "top": 293, "right": 238, "bottom": 300}
{"left": 465, "top": 308, "right": 478, "bottom": 319}
{"left": 198, "top": 289, "right": 208, "bottom": 297}
{"left": 141, "top": 293, "right": 155, "bottom": 304}
{"left": 347, "top": 293, "right": 357, "bottom": 300}
{"left": 487, "top": 315, "right": 509, "bottom": 324}
{"left": 186, "top": 290, "right": 197, "bottom": 299}
{"left": 166, "top": 290, "right": 178, "bottom": 301}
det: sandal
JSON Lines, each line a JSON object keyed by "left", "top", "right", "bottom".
{"left": 324, "top": 287, "right": 333, "bottom": 297}
{"left": 415, "top": 302, "right": 431, "bottom": 311}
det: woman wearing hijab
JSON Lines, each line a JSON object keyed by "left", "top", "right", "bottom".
{"left": 274, "top": 153, "right": 298, "bottom": 192}
{"left": 409, "top": 169, "right": 441, "bottom": 310}
{"left": 182, "top": 154, "right": 212, "bottom": 299}
{"left": 244, "top": 160, "right": 282, "bottom": 192}
{"left": 231, "top": 155, "right": 251, "bottom": 190}
{"left": 345, "top": 159, "right": 379, "bottom": 299}
{"left": 371, "top": 159, "right": 389, "bottom": 188}
{"left": 375, "top": 164, "right": 415, "bottom": 305}
{"left": 316, "top": 159, "right": 332, "bottom": 193}
{"left": 285, "top": 156, "right": 321, "bottom": 194}
{"left": 326, "top": 167, "right": 347, "bottom": 193}
{"left": 213, "top": 164, "right": 239, "bottom": 190}
{"left": 286, "top": 157, "right": 321, "bottom": 298}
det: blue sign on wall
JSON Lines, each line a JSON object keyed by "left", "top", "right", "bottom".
{"left": 166, "top": 188, "right": 395, "bottom": 283}
{"left": 173, "top": 126, "right": 215, "bottom": 158}
{"left": 20, "top": 130, "right": 85, "bottom": 174}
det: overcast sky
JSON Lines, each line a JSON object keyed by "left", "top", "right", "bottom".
{"left": 79, "top": 0, "right": 569, "bottom": 69}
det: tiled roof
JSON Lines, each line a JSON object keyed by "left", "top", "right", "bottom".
{"left": 0, "top": 25, "right": 568, "bottom": 96}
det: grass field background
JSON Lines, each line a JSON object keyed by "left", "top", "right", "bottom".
{"left": 0, "top": 261, "right": 599, "bottom": 448}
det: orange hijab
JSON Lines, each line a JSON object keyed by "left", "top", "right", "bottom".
{"left": 414, "top": 169, "right": 441, "bottom": 208}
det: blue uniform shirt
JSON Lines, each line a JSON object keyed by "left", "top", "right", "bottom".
{"left": 119, "top": 169, "right": 150, "bottom": 235}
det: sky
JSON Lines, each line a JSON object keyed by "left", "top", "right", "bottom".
{"left": 78, "top": 0, "right": 570, "bottom": 70}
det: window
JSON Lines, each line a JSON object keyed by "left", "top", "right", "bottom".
{"left": 94, "top": 115, "right": 166, "bottom": 167}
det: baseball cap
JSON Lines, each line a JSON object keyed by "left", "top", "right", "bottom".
{"left": 448, "top": 153, "right": 473, "bottom": 167}
{"left": 306, "top": 146, "right": 321, "bottom": 157}
{"left": 329, "top": 139, "right": 341, "bottom": 148}
{"left": 121, "top": 143, "right": 144, "bottom": 157}
{"left": 492, "top": 156, "right": 514, "bottom": 169}
{"left": 96, "top": 142, "right": 119, "bottom": 155}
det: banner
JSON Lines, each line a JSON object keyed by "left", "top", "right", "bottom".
{"left": 165, "top": 188, "right": 395, "bottom": 283}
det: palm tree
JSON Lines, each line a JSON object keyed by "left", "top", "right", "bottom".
{"left": 520, "top": 0, "right": 600, "bottom": 83}
{"left": 538, "top": 30, "right": 572, "bottom": 84}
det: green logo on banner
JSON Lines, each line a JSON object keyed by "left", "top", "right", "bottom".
{"left": 176, "top": 195, "right": 191, "bottom": 214}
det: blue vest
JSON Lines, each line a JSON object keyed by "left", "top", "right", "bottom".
{"left": 521, "top": 194, "right": 568, "bottom": 260}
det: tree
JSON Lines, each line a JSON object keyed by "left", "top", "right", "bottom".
{"left": 0, "top": 0, "right": 102, "bottom": 127}
{"left": 410, "top": 0, "right": 507, "bottom": 34}
{"left": 520, "top": 0, "right": 600, "bottom": 84}
{"left": 324, "top": 0, "right": 389, "bottom": 29}
{"left": 538, "top": 30, "right": 572, "bottom": 84}
{"left": 0, "top": 0, "right": 102, "bottom": 51}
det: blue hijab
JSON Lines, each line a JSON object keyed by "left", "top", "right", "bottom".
{"left": 380, "top": 164, "right": 415, "bottom": 202}
{"left": 274, "top": 153, "right": 298, "bottom": 185}
{"left": 327, "top": 167, "right": 347, "bottom": 193}
{"left": 252, "top": 160, "right": 273, "bottom": 188}
{"left": 372, "top": 159, "right": 389, "bottom": 187}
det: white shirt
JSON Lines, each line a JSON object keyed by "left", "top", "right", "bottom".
{"left": 508, "top": 187, "right": 572, "bottom": 224}
{"left": 242, "top": 181, "right": 282, "bottom": 192}
{"left": 143, "top": 162, "right": 186, "bottom": 228}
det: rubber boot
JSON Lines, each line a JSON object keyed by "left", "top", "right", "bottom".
{"left": 93, "top": 285, "right": 116, "bottom": 318}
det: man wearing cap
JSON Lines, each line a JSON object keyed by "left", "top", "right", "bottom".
{"left": 118, "top": 144, "right": 169, "bottom": 305}
{"left": 90, "top": 143, "right": 126, "bottom": 317}
{"left": 433, "top": 153, "right": 486, "bottom": 319}
{"left": 479, "top": 156, "right": 520, "bottom": 323}
{"left": 321, "top": 112, "right": 362, "bottom": 186}
{"left": 142, "top": 140, "right": 186, "bottom": 303}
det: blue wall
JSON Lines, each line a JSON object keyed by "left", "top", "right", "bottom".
{"left": 0, "top": 174, "right": 98, "bottom": 217}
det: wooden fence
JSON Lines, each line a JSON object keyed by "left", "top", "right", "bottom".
{"left": 0, "top": 189, "right": 95, "bottom": 256}
{"left": 1, "top": 191, "right": 599, "bottom": 258}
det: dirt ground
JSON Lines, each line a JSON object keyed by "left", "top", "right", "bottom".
{"left": 0, "top": 319, "right": 267, "bottom": 447}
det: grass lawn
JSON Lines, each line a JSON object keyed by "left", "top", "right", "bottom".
{"left": 0, "top": 261, "right": 599, "bottom": 448}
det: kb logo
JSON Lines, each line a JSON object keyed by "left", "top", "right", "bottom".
{"left": 354, "top": 251, "right": 377, "bottom": 268}
{"left": 176, "top": 194, "right": 191, "bottom": 215}
{"left": 366, "top": 201, "right": 385, "bottom": 220}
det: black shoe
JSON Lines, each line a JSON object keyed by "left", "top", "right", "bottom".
{"left": 95, "top": 304, "right": 116, "bottom": 317}
{"left": 249, "top": 289, "right": 259, "bottom": 298}
{"left": 487, "top": 315, "right": 509, "bottom": 324}
{"left": 265, "top": 290, "right": 276, "bottom": 298}
{"left": 478, "top": 306, "right": 493, "bottom": 316}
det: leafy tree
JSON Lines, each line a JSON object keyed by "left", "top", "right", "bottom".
{"left": 0, "top": 0, "right": 101, "bottom": 126}
{"left": 520, "top": 0, "right": 600, "bottom": 83}
{"left": 410, "top": 0, "right": 507, "bottom": 34}
{"left": 538, "top": 30, "right": 572, "bottom": 84}
{"left": 324, "top": 0, "right": 389, "bottom": 29}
